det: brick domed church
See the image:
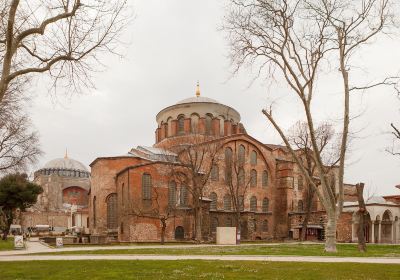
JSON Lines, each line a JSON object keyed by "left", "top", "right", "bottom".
{"left": 89, "top": 84, "right": 400, "bottom": 243}
{"left": 22, "top": 153, "right": 91, "bottom": 232}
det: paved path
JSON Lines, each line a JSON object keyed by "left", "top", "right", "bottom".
{"left": 0, "top": 254, "right": 399, "bottom": 264}
{"left": 0, "top": 242, "right": 293, "bottom": 256}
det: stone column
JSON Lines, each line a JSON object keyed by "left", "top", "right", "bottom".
{"left": 351, "top": 223, "right": 356, "bottom": 242}
{"left": 391, "top": 222, "right": 394, "bottom": 244}
{"left": 378, "top": 222, "right": 382, "bottom": 243}
{"left": 371, "top": 222, "right": 375, "bottom": 244}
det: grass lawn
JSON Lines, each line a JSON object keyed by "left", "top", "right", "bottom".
{"left": 0, "top": 260, "right": 399, "bottom": 280}
{"left": 41, "top": 243, "right": 400, "bottom": 258}
{"left": 0, "top": 238, "right": 13, "bottom": 251}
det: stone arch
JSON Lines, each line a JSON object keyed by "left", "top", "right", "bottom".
{"left": 62, "top": 186, "right": 88, "bottom": 206}
{"left": 381, "top": 210, "right": 393, "bottom": 243}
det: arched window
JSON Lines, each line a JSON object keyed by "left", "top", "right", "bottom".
{"left": 262, "top": 198, "right": 269, "bottom": 212}
{"left": 210, "top": 192, "right": 217, "bottom": 210}
{"left": 167, "top": 117, "right": 173, "bottom": 137}
{"left": 142, "top": 173, "right": 152, "bottom": 200}
{"left": 168, "top": 181, "right": 177, "bottom": 206}
{"left": 238, "top": 168, "right": 245, "bottom": 186}
{"left": 180, "top": 185, "right": 188, "bottom": 206}
{"left": 211, "top": 217, "right": 219, "bottom": 232}
{"left": 177, "top": 115, "right": 185, "bottom": 135}
{"left": 211, "top": 164, "right": 219, "bottom": 181}
{"left": 250, "top": 169, "right": 257, "bottom": 187}
{"left": 262, "top": 220, "right": 268, "bottom": 232}
{"left": 205, "top": 114, "right": 213, "bottom": 135}
{"left": 226, "top": 217, "right": 233, "bottom": 227}
{"left": 298, "top": 176, "right": 304, "bottom": 190}
{"left": 191, "top": 113, "right": 199, "bottom": 133}
{"left": 250, "top": 150, "right": 257, "bottom": 165}
{"left": 238, "top": 144, "right": 245, "bottom": 166}
{"left": 93, "top": 196, "right": 97, "bottom": 227}
{"left": 250, "top": 196, "right": 257, "bottom": 212}
{"left": 224, "top": 194, "right": 232, "bottom": 211}
{"left": 219, "top": 116, "right": 225, "bottom": 136}
{"left": 239, "top": 195, "right": 244, "bottom": 211}
{"left": 225, "top": 147, "right": 233, "bottom": 185}
{"left": 298, "top": 200, "right": 304, "bottom": 212}
{"left": 106, "top": 193, "right": 118, "bottom": 229}
{"left": 262, "top": 170, "right": 268, "bottom": 188}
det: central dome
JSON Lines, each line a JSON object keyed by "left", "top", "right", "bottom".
{"left": 43, "top": 157, "right": 88, "bottom": 172}
{"left": 176, "top": 96, "right": 220, "bottom": 105}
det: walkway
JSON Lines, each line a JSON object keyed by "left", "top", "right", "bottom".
{"left": 1, "top": 254, "right": 400, "bottom": 264}
{"left": 0, "top": 241, "right": 295, "bottom": 256}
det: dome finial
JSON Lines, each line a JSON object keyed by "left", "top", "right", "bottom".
{"left": 195, "top": 81, "right": 200, "bottom": 97}
{"left": 64, "top": 148, "right": 68, "bottom": 159}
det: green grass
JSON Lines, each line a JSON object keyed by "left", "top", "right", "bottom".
{"left": 0, "top": 260, "right": 399, "bottom": 279}
{"left": 0, "top": 238, "right": 14, "bottom": 251}
{"left": 40, "top": 243, "right": 400, "bottom": 258}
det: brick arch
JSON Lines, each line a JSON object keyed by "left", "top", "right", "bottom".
{"left": 62, "top": 186, "right": 88, "bottom": 206}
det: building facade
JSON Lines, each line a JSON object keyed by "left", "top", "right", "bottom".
{"left": 89, "top": 86, "right": 400, "bottom": 243}
{"left": 21, "top": 154, "right": 91, "bottom": 233}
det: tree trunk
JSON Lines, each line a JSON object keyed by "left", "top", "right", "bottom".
{"left": 324, "top": 210, "right": 337, "bottom": 252}
{"left": 236, "top": 209, "right": 241, "bottom": 244}
{"left": 356, "top": 183, "right": 366, "bottom": 252}
{"left": 301, "top": 186, "right": 315, "bottom": 241}
{"left": 195, "top": 205, "right": 202, "bottom": 243}
{"left": 161, "top": 218, "right": 166, "bottom": 245}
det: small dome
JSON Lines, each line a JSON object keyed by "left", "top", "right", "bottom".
{"left": 43, "top": 157, "right": 88, "bottom": 172}
{"left": 176, "top": 96, "right": 220, "bottom": 105}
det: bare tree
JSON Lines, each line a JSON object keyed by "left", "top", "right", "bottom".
{"left": 224, "top": 143, "right": 252, "bottom": 242}
{"left": 387, "top": 123, "right": 400, "bottom": 156}
{"left": 288, "top": 121, "right": 338, "bottom": 241}
{"left": 355, "top": 182, "right": 367, "bottom": 252}
{"left": 170, "top": 135, "right": 222, "bottom": 242}
{"left": 224, "top": 0, "right": 398, "bottom": 252}
{"left": 128, "top": 186, "right": 176, "bottom": 245}
{"left": 0, "top": 0, "right": 130, "bottom": 103}
{"left": 0, "top": 91, "right": 41, "bottom": 174}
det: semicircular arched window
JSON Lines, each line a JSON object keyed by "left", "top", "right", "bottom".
{"left": 250, "top": 196, "right": 257, "bottom": 212}
{"left": 142, "top": 173, "right": 152, "bottom": 200}
{"left": 210, "top": 192, "right": 217, "bottom": 210}
{"left": 106, "top": 193, "right": 118, "bottom": 229}
{"left": 168, "top": 181, "right": 177, "bottom": 207}
{"left": 250, "top": 169, "right": 257, "bottom": 188}
{"left": 250, "top": 150, "right": 257, "bottom": 165}
{"left": 262, "top": 197, "right": 269, "bottom": 212}
{"left": 177, "top": 115, "right": 185, "bottom": 135}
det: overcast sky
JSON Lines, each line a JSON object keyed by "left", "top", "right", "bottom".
{"left": 29, "top": 1, "right": 400, "bottom": 196}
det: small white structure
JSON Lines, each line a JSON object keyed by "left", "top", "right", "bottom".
{"left": 344, "top": 196, "right": 400, "bottom": 244}
{"left": 216, "top": 227, "right": 237, "bottom": 245}
{"left": 56, "top": 237, "right": 63, "bottom": 248}
{"left": 14, "top": 235, "right": 24, "bottom": 249}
